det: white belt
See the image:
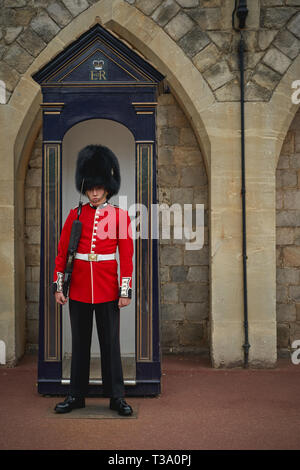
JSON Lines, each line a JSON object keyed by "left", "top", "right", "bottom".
{"left": 75, "top": 253, "right": 116, "bottom": 262}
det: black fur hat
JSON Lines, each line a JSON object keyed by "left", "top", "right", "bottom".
{"left": 75, "top": 144, "right": 121, "bottom": 199}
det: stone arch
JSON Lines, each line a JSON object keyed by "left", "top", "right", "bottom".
{"left": 2, "top": 0, "right": 300, "bottom": 364}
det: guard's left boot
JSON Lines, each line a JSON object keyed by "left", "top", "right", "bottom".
{"left": 110, "top": 397, "right": 133, "bottom": 416}
{"left": 54, "top": 395, "right": 85, "bottom": 414}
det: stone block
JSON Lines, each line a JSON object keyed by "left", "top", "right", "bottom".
{"left": 170, "top": 265, "right": 188, "bottom": 282}
{"left": 162, "top": 282, "right": 178, "bottom": 302}
{"left": 47, "top": 2, "right": 73, "bottom": 28}
{"left": 26, "top": 168, "right": 42, "bottom": 187}
{"left": 193, "top": 42, "right": 221, "bottom": 73}
{"left": 181, "top": 166, "right": 208, "bottom": 187}
{"left": 277, "top": 267, "right": 299, "bottom": 284}
{"left": 277, "top": 303, "right": 296, "bottom": 322}
{"left": 185, "top": 302, "right": 208, "bottom": 321}
{"left": 16, "top": 27, "right": 46, "bottom": 57}
{"left": 160, "top": 266, "right": 170, "bottom": 282}
{"left": 184, "top": 244, "right": 208, "bottom": 265}
{"left": 277, "top": 154, "right": 289, "bottom": 169}
{"left": 151, "top": 0, "right": 180, "bottom": 27}
{"left": 4, "top": 26, "right": 23, "bottom": 45}
{"left": 157, "top": 166, "right": 180, "bottom": 186}
{"left": 61, "top": 0, "right": 89, "bottom": 16}
{"left": 273, "top": 29, "right": 300, "bottom": 59}
{"left": 30, "top": 12, "right": 60, "bottom": 43}
{"left": 187, "top": 265, "right": 208, "bottom": 282}
{"left": 178, "top": 26, "right": 210, "bottom": 58}
{"left": 135, "top": 0, "right": 163, "bottom": 16}
{"left": 173, "top": 147, "right": 201, "bottom": 167}
{"left": 290, "top": 153, "right": 300, "bottom": 169}
{"left": 25, "top": 244, "right": 40, "bottom": 266}
{"left": 187, "top": 7, "right": 221, "bottom": 30}
{"left": 164, "top": 11, "right": 195, "bottom": 42}
{"left": 25, "top": 187, "right": 37, "bottom": 209}
{"left": 177, "top": 0, "right": 199, "bottom": 6}
{"left": 179, "top": 128, "right": 197, "bottom": 146}
{"left": 261, "top": 7, "right": 296, "bottom": 29}
{"left": 277, "top": 323, "right": 290, "bottom": 348}
{"left": 277, "top": 210, "right": 300, "bottom": 227}
{"left": 276, "top": 285, "right": 288, "bottom": 302}
{"left": 283, "top": 246, "right": 300, "bottom": 267}
{"left": 160, "top": 245, "right": 183, "bottom": 265}
{"left": 203, "top": 60, "right": 235, "bottom": 91}
{"left": 26, "top": 281, "right": 39, "bottom": 302}
{"left": 287, "top": 11, "right": 300, "bottom": 39}
{"left": 258, "top": 29, "right": 278, "bottom": 51}
{"left": 160, "top": 303, "right": 185, "bottom": 321}
{"left": 178, "top": 322, "right": 204, "bottom": 346}
{"left": 262, "top": 47, "right": 292, "bottom": 75}
{"left": 160, "top": 321, "right": 179, "bottom": 347}
{"left": 215, "top": 80, "right": 240, "bottom": 102}
{"left": 178, "top": 282, "right": 208, "bottom": 302}
{"left": 158, "top": 127, "right": 180, "bottom": 146}
{"left": 294, "top": 227, "right": 300, "bottom": 245}
{"left": 3, "top": 43, "right": 34, "bottom": 74}
{"left": 157, "top": 147, "right": 174, "bottom": 166}
{"left": 283, "top": 190, "right": 300, "bottom": 209}
{"left": 282, "top": 131, "right": 295, "bottom": 155}
{"left": 171, "top": 187, "right": 193, "bottom": 205}
{"left": 25, "top": 209, "right": 41, "bottom": 226}
{"left": 14, "top": 7, "right": 36, "bottom": 26}
{"left": 252, "top": 63, "right": 281, "bottom": 92}
{"left": 281, "top": 170, "right": 297, "bottom": 188}
{"left": 244, "top": 81, "right": 272, "bottom": 102}
{"left": 289, "top": 285, "right": 300, "bottom": 302}
{"left": 25, "top": 226, "right": 41, "bottom": 245}
{"left": 207, "top": 31, "right": 232, "bottom": 52}
{"left": 276, "top": 227, "right": 294, "bottom": 245}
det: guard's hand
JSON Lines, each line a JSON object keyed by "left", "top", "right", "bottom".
{"left": 55, "top": 291, "right": 68, "bottom": 305}
{"left": 118, "top": 297, "right": 131, "bottom": 308}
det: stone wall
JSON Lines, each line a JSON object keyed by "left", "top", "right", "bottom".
{"left": 24, "top": 127, "right": 42, "bottom": 352}
{"left": 157, "top": 93, "right": 209, "bottom": 354}
{"left": 276, "top": 107, "right": 300, "bottom": 356}
{"left": 1, "top": 0, "right": 300, "bottom": 103}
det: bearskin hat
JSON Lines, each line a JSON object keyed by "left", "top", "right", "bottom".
{"left": 75, "top": 144, "right": 121, "bottom": 199}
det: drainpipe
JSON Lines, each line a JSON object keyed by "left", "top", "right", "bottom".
{"left": 232, "top": 0, "right": 250, "bottom": 368}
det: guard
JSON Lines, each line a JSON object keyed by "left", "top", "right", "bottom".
{"left": 53, "top": 144, "right": 134, "bottom": 416}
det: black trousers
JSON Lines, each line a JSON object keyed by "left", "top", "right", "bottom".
{"left": 69, "top": 298, "right": 125, "bottom": 399}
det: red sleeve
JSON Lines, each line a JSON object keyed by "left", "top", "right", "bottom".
{"left": 117, "top": 209, "right": 134, "bottom": 298}
{"left": 53, "top": 209, "right": 77, "bottom": 285}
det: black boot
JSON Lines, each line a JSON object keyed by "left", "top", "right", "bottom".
{"left": 110, "top": 397, "right": 133, "bottom": 416}
{"left": 54, "top": 395, "right": 85, "bottom": 414}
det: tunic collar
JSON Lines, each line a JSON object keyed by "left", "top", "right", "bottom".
{"left": 89, "top": 200, "right": 108, "bottom": 210}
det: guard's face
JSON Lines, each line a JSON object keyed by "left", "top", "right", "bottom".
{"left": 86, "top": 186, "right": 108, "bottom": 206}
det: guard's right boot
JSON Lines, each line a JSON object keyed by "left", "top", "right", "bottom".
{"left": 54, "top": 395, "right": 85, "bottom": 414}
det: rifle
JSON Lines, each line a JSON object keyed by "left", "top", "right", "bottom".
{"left": 62, "top": 179, "right": 84, "bottom": 297}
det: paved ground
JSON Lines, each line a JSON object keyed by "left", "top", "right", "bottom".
{"left": 0, "top": 354, "right": 300, "bottom": 450}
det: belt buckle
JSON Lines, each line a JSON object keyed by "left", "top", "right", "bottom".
{"left": 88, "top": 253, "right": 97, "bottom": 262}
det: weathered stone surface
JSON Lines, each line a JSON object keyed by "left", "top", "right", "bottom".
{"left": 158, "top": 166, "right": 180, "bottom": 186}
{"left": 4, "top": 26, "right": 23, "bottom": 45}
{"left": 178, "top": 322, "right": 204, "bottom": 346}
{"left": 30, "top": 12, "right": 60, "bottom": 43}
{"left": 3, "top": 43, "right": 34, "bottom": 73}
{"left": 283, "top": 246, "right": 300, "bottom": 266}
{"left": 261, "top": 7, "right": 296, "bottom": 29}
{"left": 47, "top": 2, "right": 73, "bottom": 28}
{"left": 179, "top": 282, "right": 208, "bottom": 302}
{"left": 262, "top": 47, "right": 292, "bottom": 75}
{"left": 171, "top": 187, "right": 193, "bottom": 204}
{"left": 164, "top": 11, "right": 195, "bottom": 41}
{"left": 187, "top": 7, "right": 222, "bottom": 30}
{"left": 245, "top": 81, "right": 272, "bottom": 102}
{"left": 287, "top": 11, "right": 300, "bottom": 38}
{"left": 181, "top": 166, "right": 207, "bottom": 186}
{"left": 160, "top": 303, "right": 185, "bottom": 321}
{"left": 184, "top": 245, "right": 208, "bottom": 265}
{"left": 16, "top": 27, "right": 46, "bottom": 57}
{"left": 151, "top": 0, "right": 180, "bottom": 27}
{"left": 185, "top": 302, "right": 208, "bottom": 321}
{"left": 170, "top": 265, "right": 188, "bottom": 281}
{"left": 177, "top": 0, "right": 199, "bottom": 7}
{"left": 277, "top": 303, "right": 296, "bottom": 322}
{"left": 277, "top": 324, "right": 290, "bottom": 348}
{"left": 160, "top": 245, "right": 183, "bottom": 265}
{"left": 135, "top": 0, "right": 163, "bottom": 16}
{"left": 215, "top": 79, "right": 240, "bottom": 102}
{"left": 252, "top": 63, "right": 281, "bottom": 91}
{"left": 61, "top": 0, "right": 89, "bottom": 16}
{"left": 258, "top": 29, "right": 278, "bottom": 50}
{"left": 276, "top": 228, "right": 294, "bottom": 246}
{"left": 273, "top": 29, "right": 300, "bottom": 59}
{"left": 203, "top": 60, "right": 235, "bottom": 91}
{"left": 277, "top": 267, "right": 300, "bottom": 284}
{"left": 178, "top": 26, "right": 210, "bottom": 58}
{"left": 14, "top": 7, "right": 37, "bottom": 26}
{"left": 277, "top": 210, "right": 300, "bottom": 227}
{"left": 162, "top": 282, "right": 178, "bottom": 302}
{"left": 207, "top": 31, "right": 232, "bottom": 52}
{"left": 0, "top": 60, "right": 20, "bottom": 92}
{"left": 187, "top": 265, "right": 208, "bottom": 282}
{"left": 290, "top": 285, "right": 300, "bottom": 301}
{"left": 193, "top": 42, "right": 221, "bottom": 73}
{"left": 158, "top": 127, "right": 180, "bottom": 146}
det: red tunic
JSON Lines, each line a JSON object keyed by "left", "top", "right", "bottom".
{"left": 53, "top": 202, "right": 134, "bottom": 303}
